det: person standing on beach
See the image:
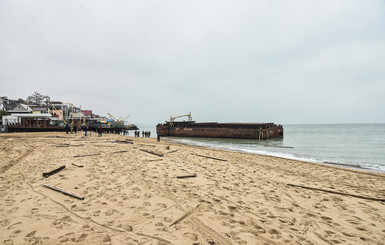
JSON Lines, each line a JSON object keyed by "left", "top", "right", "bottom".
{"left": 83, "top": 124, "right": 88, "bottom": 136}
{"left": 157, "top": 132, "right": 160, "bottom": 142}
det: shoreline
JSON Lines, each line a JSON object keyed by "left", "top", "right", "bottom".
{"left": 163, "top": 137, "right": 385, "bottom": 175}
{"left": 1, "top": 132, "right": 385, "bottom": 244}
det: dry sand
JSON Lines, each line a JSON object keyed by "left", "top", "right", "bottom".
{"left": 0, "top": 132, "right": 384, "bottom": 244}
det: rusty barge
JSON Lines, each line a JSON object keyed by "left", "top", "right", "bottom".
{"left": 156, "top": 114, "right": 283, "bottom": 140}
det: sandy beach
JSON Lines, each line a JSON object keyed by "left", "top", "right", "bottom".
{"left": 1, "top": 132, "right": 384, "bottom": 244}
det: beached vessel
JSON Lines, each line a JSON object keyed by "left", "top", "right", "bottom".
{"left": 156, "top": 113, "right": 283, "bottom": 140}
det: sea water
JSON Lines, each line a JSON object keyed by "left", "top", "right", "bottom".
{"left": 134, "top": 123, "right": 385, "bottom": 173}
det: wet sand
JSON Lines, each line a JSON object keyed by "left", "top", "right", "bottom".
{"left": 1, "top": 132, "right": 384, "bottom": 244}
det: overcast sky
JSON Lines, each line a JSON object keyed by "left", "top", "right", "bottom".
{"left": 1, "top": 0, "right": 384, "bottom": 124}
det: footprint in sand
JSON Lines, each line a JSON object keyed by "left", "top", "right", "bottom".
{"left": 105, "top": 209, "right": 116, "bottom": 216}
{"left": 156, "top": 203, "right": 167, "bottom": 208}
{"left": 24, "top": 230, "right": 48, "bottom": 244}
{"left": 1, "top": 219, "right": 10, "bottom": 227}
{"left": 183, "top": 232, "right": 198, "bottom": 241}
{"left": 253, "top": 224, "right": 266, "bottom": 234}
{"left": 31, "top": 208, "right": 39, "bottom": 214}
{"left": 155, "top": 221, "right": 164, "bottom": 227}
{"left": 144, "top": 193, "right": 152, "bottom": 198}
{"left": 143, "top": 201, "right": 151, "bottom": 207}
{"left": 91, "top": 210, "right": 101, "bottom": 217}
{"left": 58, "top": 232, "right": 87, "bottom": 243}
{"left": 163, "top": 217, "right": 172, "bottom": 223}
{"left": 4, "top": 239, "right": 13, "bottom": 245}
{"left": 82, "top": 224, "right": 91, "bottom": 229}
{"left": 7, "top": 222, "right": 22, "bottom": 230}
{"left": 342, "top": 231, "right": 356, "bottom": 238}
{"left": 8, "top": 207, "right": 19, "bottom": 213}
{"left": 355, "top": 227, "right": 367, "bottom": 231}
{"left": 121, "top": 224, "right": 133, "bottom": 232}
{"left": 268, "top": 229, "right": 281, "bottom": 239}
{"left": 321, "top": 216, "right": 333, "bottom": 224}
{"left": 5, "top": 199, "right": 16, "bottom": 207}
{"left": 52, "top": 216, "right": 73, "bottom": 229}
{"left": 76, "top": 233, "right": 88, "bottom": 242}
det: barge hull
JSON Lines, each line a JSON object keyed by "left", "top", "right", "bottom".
{"left": 156, "top": 122, "right": 283, "bottom": 140}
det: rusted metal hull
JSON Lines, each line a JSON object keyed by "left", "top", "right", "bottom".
{"left": 156, "top": 122, "right": 283, "bottom": 140}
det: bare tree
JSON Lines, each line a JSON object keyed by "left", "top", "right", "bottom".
{"left": 26, "top": 92, "right": 50, "bottom": 106}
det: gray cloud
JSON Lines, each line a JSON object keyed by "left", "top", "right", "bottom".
{"left": 1, "top": 0, "right": 384, "bottom": 124}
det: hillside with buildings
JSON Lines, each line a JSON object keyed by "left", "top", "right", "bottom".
{"left": 0, "top": 93, "right": 136, "bottom": 133}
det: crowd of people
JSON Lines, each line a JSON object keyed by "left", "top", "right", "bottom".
{"left": 64, "top": 124, "right": 156, "bottom": 140}
{"left": 134, "top": 130, "right": 151, "bottom": 137}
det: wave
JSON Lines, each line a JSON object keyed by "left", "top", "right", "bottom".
{"left": 167, "top": 137, "right": 385, "bottom": 174}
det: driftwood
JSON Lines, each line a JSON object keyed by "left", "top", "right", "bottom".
{"left": 42, "top": 165, "right": 66, "bottom": 178}
{"left": 146, "top": 159, "right": 163, "bottom": 162}
{"left": 53, "top": 144, "right": 70, "bottom": 147}
{"left": 287, "top": 184, "right": 385, "bottom": 202}
{"left": 140, "top": 149, "right": 164, "bottom": 157}
{"left": 114, "top": 140, "right": 133, "bottom": 144}
{"left": 169, "top": 204, "right": 201, "bottom": 227}
{"left": 54, "top": 144, "right": 84, "bottom": 147}
{"left": 138, "top": 144, "right": 156, "bottom": 147}
{"left": 168, "top": 150, "right": 179, "bottom": 154}
{"left": 43, "top": 184, "right": 84, "bottom": 200}
{"left": 113, "top": 150, "right": 128, "bottom": 154}
{"left": 73, "top": 153, "right": 101, "bottom": 158}
{"left": 72, "top": 163, "right": 84, "bottom": 168}
{"left": 45, "top": 136, "right": 76, "bottom": 138}
{"left": 191, "top": 153, "right": 227, "bottom": 162}
{"left": 176, "top": 174, "right": 197, "bottom": 179}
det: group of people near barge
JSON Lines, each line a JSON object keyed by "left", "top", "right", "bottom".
{"left": 65, "top": 124, "right": 150, "bottom": 138}
{"left": 134, "top": 130, "right": 151, "bottom": 137}
{"left": 65, "top": 124, "right": 77, "bottom": 134}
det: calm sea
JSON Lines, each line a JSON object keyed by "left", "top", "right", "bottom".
{"left": 133, "top": 123, "right": 385, "bottom": 173}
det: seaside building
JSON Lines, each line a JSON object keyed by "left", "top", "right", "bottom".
{"left": 33, "top": 107, "right": 49, "bottom": 114}
{"left": 8, "top": 104, "right": 33, "bottom": 114}
{"left": 1, "top": 95, "right": 134, "bottom": 133}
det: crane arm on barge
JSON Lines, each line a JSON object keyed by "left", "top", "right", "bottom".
{"left": 169, "top": 112, "right": 192, "bottom": 126}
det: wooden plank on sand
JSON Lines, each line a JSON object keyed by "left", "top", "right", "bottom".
{"left": 43, "top": 184, "right": 84, "bottom": 200}
{"left": 287, "top": 183, "right": 385, "bottom": 202}
{"left": 113, "top": 150, "right": 128, "bottom": 154}
{"left": 168, "top": 150, "right": 179, "bottom": 153}
{"left": 73, "top": 153, "right": 101, "bottom": 158}
{"left": 140, "top": 149, "right": 164, "bottom": 157}
{"left": 176, "top": 174, "right": 197, "bottom": 179}
{"left": 42, "top": 165, "right": 66, "bottom": 178}
{"left": 191, "top": 153, "right": 227, "bottom": 162}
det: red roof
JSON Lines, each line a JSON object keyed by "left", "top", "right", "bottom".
{"left": 82, "top": 110, "right": 92, "bottom": 115}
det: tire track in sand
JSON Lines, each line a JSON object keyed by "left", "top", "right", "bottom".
{"left": 191, "top": 217, "right": 234, "bottom": 245}
{"left": 0, "top": 148, "right": 34, "bottom": 174}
